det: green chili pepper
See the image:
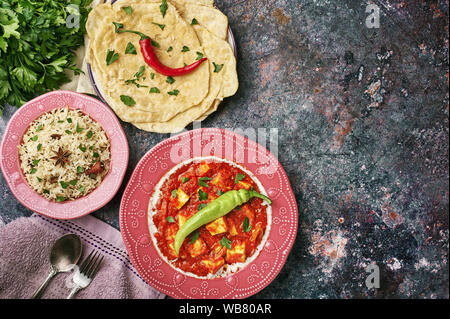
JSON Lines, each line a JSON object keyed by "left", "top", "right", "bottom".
{"left": 173, "top": 189, "right": 271, "bottom": 256}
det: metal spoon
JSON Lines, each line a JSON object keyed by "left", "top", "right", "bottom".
{"left": 31, "top": 233, "right": 83, "bottom": 299}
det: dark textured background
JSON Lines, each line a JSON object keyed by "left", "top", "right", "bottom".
{"left": 1, "top": 0, "right": 448, "bottom": 298}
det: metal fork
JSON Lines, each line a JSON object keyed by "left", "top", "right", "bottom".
{"left": 66, "top": 250, "right": 104, "bottom": 299}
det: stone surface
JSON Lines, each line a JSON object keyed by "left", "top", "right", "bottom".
{"left": 0, "top": 0, "right": 448, "bottom": 298}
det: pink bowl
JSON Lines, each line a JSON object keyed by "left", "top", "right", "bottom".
{"left": 0, "top": 90, "right": 129, "bottom": 219}
{"left": 119, "top": 128, "right": 298, "bottom": 298}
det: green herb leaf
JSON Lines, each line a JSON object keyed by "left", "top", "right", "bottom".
{"left": 213, "top": 62, "right": 224, "bottom": 73}
{"left": 198, "top": 203, "right": 207, "bottom": 211}
{"left": 189, "top": 230, "right": 199, "bottom": 244}
{"left": 181, "top": 177, "right": 189, "bottom": 183}
{"left": 122, "top": 6, "right": 132, "bottom": 15}
{"left": 67, "top": 118, "right": 72, "bottom": 123}
{"left": 135, "top": 66, "right": 145, "bottom": 78}
{"left": 234, "top": 173, "right": 245, "bottom": 184}
{"left": 243, "top": 217, "right": 252, "bottom": 232}
{"left": 106, "top": 49, "right": 119, "bottom": 65}
{"left": 160, "top": 0, "right": 168, "bottom": 18}
{"left": 150, "top": 72, "right": 155, "bottom": 79}
{"left": 219, "top": 236, "right": 232, "bottom": 250}
{"left": 217, "top": 190, "right": 225, "bottom": 196}
{"left": 89, "top": 173, "right": 97, "bottom": 179}
{"left": 198, "top": 189, "right": 208, "bottom": 201}
{"left": 69, "top": 179, "right": 78, "bottom": 186}
{"left": 93, "top": 152, "right": 99, "bottom": 158}
{"left": 79, "top": 186, "right": 85, "bottom": 194}
{"left": 120, "top": 95, "right": 136, "bottom": 106}
{"left": 198, "top": 176, "right": 212, "bottom": 188}
{"left": 43, "top": 190, "right": 50, "bottom": 194}
{"left": 37, "top": 143, "right": 42, "bottom": 151}
{"left": 36, "top": 124, "right": 43, "bottom": 132}
{"left": 37, "top": 177, "right": 42, "bottom": 182}
{"left": 167, "top": 46, "right": 173, "bottom": 52}
{"left": 65, "top": 130, "right": 72, "bottom": 135}
{"left": 30, "top": 168, "right": 37, "bottom": 174}
{"left": 196, "top": 52, "right": 204, "bottom": 61}
{"left": 167, "top": 89, "right": 179, "bottom": 96}
{"left": 77, "top": 166, "right": 84, "bottom": 173}
{"left": 149, "top": 87, "right": 160, "bottom": 93}
{"left": 191, "top": 18, "right": 199, "bottom": 25}
{"left": 152, "top": 22, "right": 165, "bottom": 30}
{"left": 166, "top": 216, "right": 175, "bottom": 223}
{"left": 86, "top": 131, "right": 93, "bottom": 139}
{"left": 30, "top": 135, "right": 38, "bottom": 141}
{"left": 32, "top": 159, "right": 40, "bottom": 166}
{"left": 181, "top": 46, "right": 190, "bottom": 52}
{"left": 166, "top": 76, "right": 175, "bottom": 84}
{"left": 60, "top": 181, "right": 69, "bottom": 189}
{"left": 171, "top": 189, "right": 178, "bottom": 198}
{"left": 76, "top": 123, "right": 83, "bottom": 133}
{"left": 78, "top": 144, "right": 86, "bottom": 152}
{"left": 125, "top": 42, "right": 137, "bottom": 55}
{"left": 113, "top": 22, "right": 124, "bottom": 33}
{"left": 56, "top": 196, "right": 66, "bottom": 202}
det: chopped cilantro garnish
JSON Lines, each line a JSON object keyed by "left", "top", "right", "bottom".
{"left": 106, "top": 49, "right": 119, "bottom": 65}
{"left": 122, "top": 6, "right": 132, "bottom": 15}
{"left": 166, "top": 216, "right": 175, "bottom": 223}
{"left": 149, "top": 87, "right": 160, "bottom": 93}
{"left": 171, "top": 189, "right": 178, "bottom": 198}
{"left": 166, "top": 76, "right": 175, "bottom": 84}
{"left": 243, "top": 217, "right": 252, "bottom": 232}
{"left": 152, "top": 22, "right": 165, "bottom": 30}
{"left": 198, "top": 189, "right": 208, "bottom": 201}
{"left": 219, "top": 236, "right": 232, "bottom": 249}
{"left": 120, "top": 95, "right": 136, "bottom": 106}
{"left": 213, "top": 62, "right": 224, "bottom": 73}
{"left": 181, "top": 46, "right": 190, "bottom": 52}
{"left": 234, "top": 173, "right": 245, "bottom": 183}
{"left": 125, "top": 42, "right": 137, "bottom": 55}
{"left": 167, "top": 89, "right": 179, "bottom": 96}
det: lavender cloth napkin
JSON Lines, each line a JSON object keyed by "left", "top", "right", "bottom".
{"left": 0, "top": 214, "right": 165, "bottom": 299}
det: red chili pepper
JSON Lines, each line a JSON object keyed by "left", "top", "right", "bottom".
{"left": 139, "top": 38, "right": 207, "bottom": 76}
{"left": 85, "top": 161, "right": 104, "bottom": 176}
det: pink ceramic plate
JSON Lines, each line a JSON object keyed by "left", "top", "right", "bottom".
{"left": 119, "top": 128, "right": 298, "bottom": 298}
{"left": 0, "top": 90, "right": 129, "bottom": 219}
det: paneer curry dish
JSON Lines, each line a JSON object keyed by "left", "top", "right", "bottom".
{"left": 148, "top": 157, "right": 272, "bottom": 277}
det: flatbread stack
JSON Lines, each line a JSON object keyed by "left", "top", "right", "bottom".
{"left": 86, "top": 0, "right": 238, "bottom": 133}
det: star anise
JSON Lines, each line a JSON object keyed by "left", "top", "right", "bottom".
{"left": 51, "top": 147, "right": 71, "bottom": 167}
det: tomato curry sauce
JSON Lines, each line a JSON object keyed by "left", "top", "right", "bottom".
{"left": 151, "top": 160, "right": 268, "bottom": 277}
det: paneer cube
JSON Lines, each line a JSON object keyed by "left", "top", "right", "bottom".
{"left": 189, "top": 238, "right": 207, "bottom": 258}
{"left": 211, "top": 172, "right": 231, "bottom": 190}
{"left": 174, "top": 188, "right": 190, "bottom": 209}
{"left": 165, "top": 224, "right": 178, "bottom": 257}
{"left": 197, "top": 162, "right": 211, "bottom": 175}
{"left": 201, "top": 257, "right": 225, "bottom": 274}
{"left": 206, "top": 217, "right": 228, "bottom": 236}
{"left": 178, "top": 214, "right": 189, "bottom": 228}
{"left": 225, "top": 241, "right": 246, "bottom": 263}
{"left": 237, "top": 181, "right": 252, "bottom": 190}
{"left": 250, "top": 223, "right": 264, "bottom": 242}
{"left": 228, "top": 221, "right": 238, "bottom": 236}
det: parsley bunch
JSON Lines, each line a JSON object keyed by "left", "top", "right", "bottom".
{"left": 0, "top": 0, "right": 92, "bottom": 114}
